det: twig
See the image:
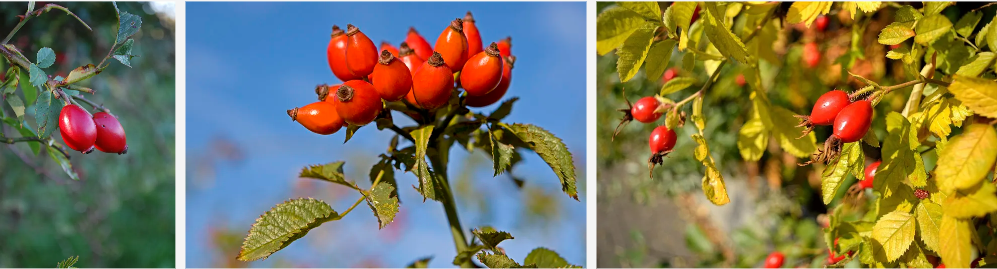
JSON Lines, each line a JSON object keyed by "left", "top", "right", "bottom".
{"left": 429, "top": 92, "right": 464, "bottom": 142}
{"left": 2, "top": 4, "right": 34, "bottom": 44}
{"left": 387, "top": 124, "right": 415, "bottom": 143}
{"left": 70, "top": 94, "right": 110, "bottom": 113}
{"left": 972, "top": 2, "right": 997, "bottom": 13}
{"left": 340, "top": 170, "right": 385, "bottom": 217}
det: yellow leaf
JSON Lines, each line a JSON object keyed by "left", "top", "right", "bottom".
{"left": 915, "top": 202, "right": 943, "bottom": 252}
{"left": 939, "top": 215, "right": 973, "bottom": 268}
{"left": 872, "top": 211, "right": 916, "bottom": 262}
{"left": 786, "top": 2, "right": 833, "bottom": 27}
{"left": 948, "top": 75, "right": 997, "bottom": 118}
{"left": 692, "top": 134, "right": 729, "bottom": 205}
{"left": 935, "top": 123, "right": 997, "bottom": 194}
{"left": 944, "top": 181, "right": 997, "bottom": 219}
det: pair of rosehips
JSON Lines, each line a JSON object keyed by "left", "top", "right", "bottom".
{"left": 797, "top": 90, "right": 872, "bottom": 164}
{"left": 59, "top": 104, "right": 128, "bottom": 154}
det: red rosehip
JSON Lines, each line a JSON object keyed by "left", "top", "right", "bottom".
{"left": 735, "top": 74, "right": 746, "bottom": 87}
{"left": 803, "top": 42, "right": 821, "bottom": 68}
{"left": 815, "top": 15, "right": 829, "bottom": 31}
{"left": 832, "top": 100, "right": 873, "bottom": 143}
{"left": 631, "top": 97, "right": 663, "bottom": 123}
{"left": 661, "top": 68, "right": 678, "bottom": 83}
{"left": 92, "top": 112, "right": 127, "bottom": 154}
{"left": 287, "top": 101, "right": 344, "bottom": 135}
{"left": 406, "top": 27, "right": 434, "bottom": 61}
{"left": 460, "top": 43, "right": 504, "bottom": 96}
{"left": 809, "top": 90, "right": 851, "bottom": 126}
{"left": 333, "top": 80, "right": 382, "bottom": 126}
{"left": 344, "top": 24, "right": 379, "bottom": 77}
{"left": 379, "top": 41, "right": 399, "bottom": 57}
{"left": 496, "top": 36, "right": 512, "bottom": 58}
{"left": 398, "top": 42, "right": 425, "bottom": 73}
{"left": 763, "top": 251, "right": 785, "bottom": 268}
{"left": 407, "top": 52, "right": 454, "bottom": 110}
{"left": 435, "top": 18, "right": 469, "bottom": 72}
{"left": 327, "top": 26, "right": 362, "bottom": 82}
{"left": 649, "top": 126, "right": 677, "bottom": 154}
{"left": 59, "top": 104, "right": 97, "bottom": 153}
{"left": 371, "top": 50, "right": 413, "bottom": 101}
{"left": 466, "top": 56, "right": 514, "bottom": 107}
{"left": 462, "top": 11, "right": 483, "bottom": 61}
{"left": 859, "top": 160, "right": 880, "bottom": 189}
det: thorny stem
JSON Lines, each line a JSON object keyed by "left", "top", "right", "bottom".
{"left": 2, "top": 3, "right": 34, "bottom": 44}
{"left": 340, "top": 170, "right": 385, "bottom": 217}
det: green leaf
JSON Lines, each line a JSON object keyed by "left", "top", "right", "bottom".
{"left": 489, "top": 97, "right": 518, "bottom": 121}
{"left": 987, "top": 15, "right": 997, "bottom": 51}
{"left": 5, "top": 94, "right": 25, "bottom": 124}
{"left": 503, "top": 123, "right": 577, "bottom": 200}
{"left": 3, "top": 117, "right": 40, "bottom": 154}
{"left": 407, "top": 257, "right": 432, "bottom": 268}
{"left": 596, "top": 7, "right": 643, "bottom": 55}
{"left": 978, "top": 20, "right": 993, "bottom": 49}
{"left": 692, "top": 95, "right": 704, "bottom": 130}
{"left": 956, "top": 52, "right": 995, "bottom": 77}
{"left": 299, "top": 161, "right": 357, "bottom": 189}
{"left": 663, "top": 2, "right": 697, "bottom": 38}
{"left": 681, "top": 52, "right": 695, "bottom": 71}
{"left": 615, "top": 22, "right": 658, "bottom": 82}
{"left": 692, "top": 134, "right": 729, "bottom": 205}
{"left": 56, "top": 255, "right": 78, "bottom": 268}
{"left": 923, "top": 2, "right": 951, "bottom": 16}
{"left": 915, "top": 201, "right": 943, "bottom": 252}
{"left": 619, "top": 2, "right": 661, "bottom": 22}
{"left": 238, "top": 198, "right": 340, "bottom": 261}
{"left": 47, "top": 144, "right": 79, "bottom": 180}
{"left": 736, "top": 116, "right": 767, "bottom": 161}
{"left": 28, "top": 64, "right": 47, "bottom": 87}
{"left": 944, "top": 181, "right": 997, "bottom": 219}
{"left": 935, "top": 123, "right": 997, "bottom": 194}
{"left": 112, "top": 39, "right": 135, "bottom": 67}
{"left": 488, "top": 126, "right": 515, "bottom": 176}
{"left": 771, "top": 106, "right": 817, "bottom": 158}
{"left": 644, "top": 40, "right": 676, "bottom": 82}
{"left": 364, "top": 181, "right": 399, "bottom": 229}
{"left": 454, "top": 245, "right": 487, "bottom": 266}
{"left": 954, "top": 11, "right": 983, "bottom": 38}
{"left": 879, "top": 23, "right": 916, "bottom": 45}
{"left": 659, "top": 76, "right": 696, "bottom": 96}
{"left": 900, "top": 241, "right": 932, "bottom": 269}
{"left": 915, "top": 14, "right": 953, "bottom": 45}
{"left": 63, "top": 64, "right": 99, "bottom": 85}
{"left": 863, "top": 125, "right": 881, "bottom": 147}
{"left": 872, "top": 211, "right": 916, "bottom": 262}
{"left": 896, "top": 5, "right": 924, "bottom": 23}
{"left": 472, "top": 228, "right": 513, "bottom": 251}
{"left": 36, "top": 47, "right": 55, "bottom": 68}
{"left": 939, "top": 215, "right": 973, "bottom": 268}
{"left": 523, "top": 247, "right": 580, "bottom": 268}
{"left": 411, "top": 125, "right": 439, "bottom": 201}
{"left": 878, "top": 113, "right": 928, "bottom": 193}
{"left": 34, "top": 90, "right": 62, "bottom": 138}
{"left": 702, "top": 3, "right": 753, "bottom": 65}
{"left": 477, "top": 252, "right": 529, "bottom": 268}
{"left": 115, "top": 12, "right": 142, "bottom": 45}
{"left": 786, "top": 2, "right": 833, "bottom": 27}
{"left": 822, "top": 142, "right": 863, "bottom": 204}
{"left": 948, "top": 75, "right": 997, "bottom": 118}
{"left": 886, "top": 46, "right": 909, "bottom": 60}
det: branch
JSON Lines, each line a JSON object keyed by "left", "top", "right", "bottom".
{"left": 387, "top": 124, "right": 415, "bottom": 143}
{"left": 340, "top": 169, "right": 385, "bottom": 217}
{"left": 69, "top": 94, "right": 110, "bottom": 113}
{"left": 0, "top": 135, "right": 70, "bottom": 159}
{"left": 429, "top": 92, "right": 465, "bottom": 142}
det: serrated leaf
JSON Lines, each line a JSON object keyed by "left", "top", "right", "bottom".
{"left": 900, "top": 241, "right": 932, "bottom": 269}
{"left": 63, "top": 64, "right": 99, "bottom": 85}
{"left": 644, "top": 40, "right": 676, "bottom": 82}
{"left": 615, "top": 22, "right": 658, "bottom": 82}
{"left": 28, "top": 64, "right": 47, "bottom": 87}
{"left": 948, "top": 75, "right": 997, "bottom": 118}
{"left": 664, "top": 2, "right": 697, "bottom": 39}
{"left": 915, "top": 14, "right": 953, "bottom": 45}
{"left": 503, "top": 123, "right": 577, "bottom": 200}
{"left": 987, "top": 15, "right": 997, "bottom": 51}
{"left": 523, "top": 247, "right": 580, "bottom": 268}
{"left": 879, "top": 23, "right": 916, "bottom": 45}
{"left": 955, "top": 11, "right": 983, "bottom": 38}
{"left": 299, "top": 161, "right": 356, "bottom": 189}
{"left": 238, "top": 198, "right": 340, "bottom": 261}
{"left": 619, "top": 2, "right": 661, "bottom": 22}
{"left": 112, "top": 39, "right": 135, "bottom": 67}
{"left": 702, "top": 3, "right": 753, "bottom": 65}
{"left": 36, "top": 47, "right": 55, "bottom": 68}
{"left": 407, "top": 257, "right": 432, "bottom": 268}
{"left": 956, "top": 52, "right": 995, "bottom": 77}
{"left": 737, "top": 116, "right": 767, "bottom": 161}
{"left": 896, "top": 5, "right": 924, "bottom": 23}
{"left": 944, "top": 181, "right": 997, "bottom": 219}
{"left": 596, "top": 7, "right": 644, "bottom": 55}
{"left": 56, "top": 255, "right": 78, "bottom": 268}
{"left": 978, "top": 21, "right": 992, "bottom": 49}
{"left": 692, "top": 134, "right": 729, "bottom": 205}
{"left": 411, "top": 125, "right": 439, "bottom": 201}
{"left": 473, "top": 228, "right": 513, "bottom": 251}
{"left": 34, "top": 90, "right": 62, "bottom": 138}
{"left": 886, "top": 46, "right": 909, "bottom": 60}
{"left": 489, "top": 97, "right": 518, "bottom": 121}
{"left": 786, "top": 1, "right": 833, "bottom": 27}
{"left": 822, "top": 142, "right": 863, "bottom": 204}
{"left": 115, "top": 12, "right": 142, "bottom": 45}
{"left": 872, "top": 211, "right": 916, "bottom": 262}
{"left": 659, "top": 76, "right": 696, "bottom": 96}
{"left": 939, "top": 215, "right": 973, "bottom": 268}
{"left": 343, "top": 124, "right": 362, "bottom": 143}
{"left": 915, "top": 201, "right": 942, "bottom": 252}
{"left": 47, "top": 144, "right": 79, "bottom": 180}
{"left": 923, "top": 2, "right": 951, "bottom": 16}
{"left": 489, "top": 126, "right": 514, "bottom": 176}
{"left": 477, "top": 252, "right": 529, "bottom": 268}
{"left": 364, "top": 181, "right": 399, "bottom": 229}
{"left": 935, "top": 123, "right": 997, "bottom": 194}
{"left": 771, "top": 106, "right": 817, "bottom": 158}
{"left": 878, "top": 113, "right": 928, "bottom": 192}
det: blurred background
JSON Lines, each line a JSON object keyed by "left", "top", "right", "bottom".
{"left": 185, "top": 2, "right": 585, "bottom": 268}
{"left": 0, "top": 1, "right": 175, "bottom": 267}
{"left": 596, "top": 2, "right": 996, "bottom": 268}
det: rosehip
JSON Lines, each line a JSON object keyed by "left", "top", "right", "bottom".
{"left": 859, "top": 160, "right": 880, "bottom": 189}
{"left": 327, "top": 25, "right": 362, "bottom": 82}
{"left": 435, "top": 18, "right": 469, "bottom": 72}
{"left": 371, "top": 50, "right": 413, "bottom": 101}
{"left": 809, "top": 90, "right": 851, "bottom": 126}
{"left": 496, "top": 37, "right": 512, "bottom": 58}
{"left": 333, "top": 80, "right": 382, "bottom": 126}
{"left": 631, "top": 97, "right": 662, "bottom": 123}
{"left": 407, "top": 52, "right": 454, "bottom": 110}
{"left": 661, "top": 68, "right": 678, "bottom": 83}
{"left": 406, "top": 27, "right": 434, "bottom": 61}
{"left": 59, "top": 104, "right": 97, "bottom": 153}
{"left": 92, "top": 112, "right": 127, "bottom": 154}
{"left": 763, "top": 251, "right": 784, "bottom": 268}
{"left": 379, "top": 41, "right": 399, "bottom": 57}
{"left": 287, "top": 101, "right": 344, "bottom": 135}
{"left": 466, "top": 56, "right": 514, "bottom": 107}
{"left": 803, "top": 42, "right": 821, "bottom": 68}
{"left": 649, "top": 126, "right": 677, "bottom": 154}
{"left": 345, "top": 24, "right": 379, "bottom": 77}
{"left": 462, "top": 11, "right": 483, "bottom": 60}
{"left": 398, "top": 42, "right": 425, "bottom": 73}
{"left": 319, "top": 84, "right": 341, "bottom": 103}
{"left": 461, "top": 43, "right": 504, "bottom": 96}
{"left": 815, "top": 15, "right": 829, "bottom": 31}
{"left": 832, "top": 100, "right": 873, "bottom": 143}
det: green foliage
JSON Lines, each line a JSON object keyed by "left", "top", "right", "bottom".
{"left": 56, "top": 256, "right": 78, "bottom": 268}
{"left": 238, "top": 198, "right": 341, "bottom": 261}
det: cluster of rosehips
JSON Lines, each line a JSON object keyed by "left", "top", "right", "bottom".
{"left": 794, "top": 89, "right": 872, "bottom": 165}
{"left": 59, "top": 104, "right": 128, "bottom": 155}
{"left": 611, "top": 89, "right": 678, "bottom": 177}
{"left": 288, "top": 12, "right": 515, "bottom": 135}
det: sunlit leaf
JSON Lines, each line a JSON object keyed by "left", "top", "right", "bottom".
{"left": 503, "top": 123, "right": 577, "bottom": 200}
{"left": 615, "top": 22, "right": 658, "bottom": 82}
{"left": 915, "top": 14, "right": 953, "bottom": 45}
{"left": 63, "top": 64, "right": 100, "bottom": 85}
{"left": 702, "top": 3, "right": 753, "bottom": 65}
{"left": 663, "top": 2, "right": 697, "bottom": 39}
{"left": 939, "top": 215, "right": 973, "bottom": 268}
{"left": 238, "top": 198, "right": 340, "bottom": 261}
{"left": 915, "top": 201, "right": 942, "bottom": 252}
{"left": 659, "top": 77, "right": 696, "bottom": 96}
{"left": 879, "top": 23, "right": 916, "bottom": 45}
{"left": 596, "top": 7, "right": 643, "bottom": 55}
{"left": 956, "top": 52, "right": 995, "bottom": 77}
{"left": 948, "top": 75, "right": 997, "bottom": 118}
{"left": 692, "top": 134, "right": 729, "bottom": 205}
{"left": 737, "top": 116, "right": 767, "bottom": 161}
{"left": 619, "top": 2, "right": 661, "bottom": 22}
{"left": 923, "top": 2, "right": 952, "bottom": 16}
{"left": 299, "top": 161, "right": 356, "bottom": 189}
{"left": 954, "top": 11, "right": 983, "bottom": 38}
{"left": 410, "top": 125, "right": 440, "bottom": 201}
{"left": 872, "top": 211, "right": 916, "bottom": 262}
{"left": 944, "top": 181, "right": 997, "bottom": 219}
{"left": 771, "top": 106, "right": 817, "bottom": 158}
{"left": 523, "top": 247, "right": 581, "bottom": 268}
{"left": 644, "top": 40, "right": 677, "bottom": 82}
{"left": 822, "top": 142, "right": 863, "bottom": 204}
{"left": 473, "top": 228, "right": 513, "bottom": 251}
{"left": 935, "top": 123, "right": 997, "bottom": 194}
{"left": 786, "top": 1, "right": 833, "bottom": 27}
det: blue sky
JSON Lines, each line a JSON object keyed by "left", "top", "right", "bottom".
{"left": 185, "top": 2, "right": 586, "bottom": 267}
